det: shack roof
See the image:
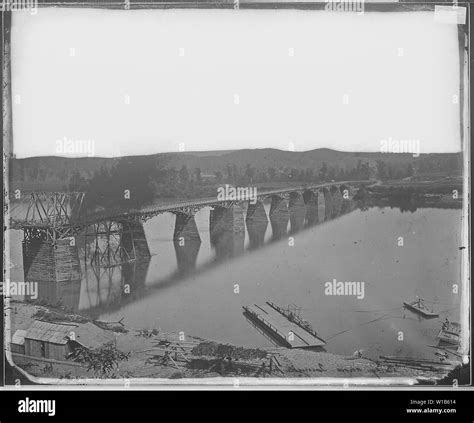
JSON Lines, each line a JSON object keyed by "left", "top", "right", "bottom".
{"left": 12, "top": 329, "right": 27, "bottom": 345}
{"left": 25, "top": 320, "right": 72, "bottom": 345}
{"left": 25, "top": 320, "right": 115, "bottom": 349}
{"left": 72, "top": 322, "right": 116, "bottom": 349}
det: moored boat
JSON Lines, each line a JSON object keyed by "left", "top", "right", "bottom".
{"left": 403, "top": 298, "right": 439, "bottom": 318}
{"left": 437, "top": 330, "right": 460, "bottom": 345}
{"left": 441, "top": 320, "right": 461, "bottom": 336}
{"left": 266, "top": 301, "right": 324, "bottom": 342}
{"left": 437, "top": 319, "right": 461, "bottom": 345}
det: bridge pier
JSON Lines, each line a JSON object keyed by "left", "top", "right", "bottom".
{"left": 246, "top": 200, "right": 267, "bottom": 221}
{"left": 172, "top": 211, "right": 201, "bottom": 273}
{"left": 302, "top": 190, "right": 318, "bottom": 206}
{"left": 330, "top": 187, "right": 343, "bottom": 217}
{"left": 246, "top": 200, "right": 268, "bottom": 249}
{"left": 288, "top": 192, "right": 305, "bottom": 234}
{"left": 210, "top": 202, "right": 245, "bottom": 236}
{"left": 34, "top": 279, "right": 82, "bottom": 310}
{"left": 303, "top": 190, "right": 319, "bottom": 226}
{"left": 304, "top": 204, "right": 318, "bottom": 227}
{"left": 269, "top": 195, "right": 289, "bottom": 217}
{"left": 339, "top": 184, "right": 355, "bottom": 199}
{"left": 317, "top": 191, "right": 326, "bottom": 223}
{"left": 173, "top": 213, "right": 201, "bottom": 243}
{"left": 174, "top": 237, "right": 201, "bottom": 275}
{"left": 121, "top": 257, "right": 151, "bottom": 298}
{"left": 320, "top": 188, "right": 333, "bottom": 220}
{"left": 119, "top": 221, "right": 151, "bottom": 260}
{"left": 268, "top": 195, "right": 289, "bottom": 240}
{"left": 210, "top": 203, "right": 245, "bottom": 259}
{"left": 341, "top": 198, "right": 355, "bottom": 214}
{"left": 321, "top": 188, "right": 332, "bottom": 210}
{"left": 23, "top": 233, "right": 81, "bottom": 283}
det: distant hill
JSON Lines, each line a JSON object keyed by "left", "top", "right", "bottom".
{"left": 9, "top": 148, "right": 462, "bottom": 192}
{"left": 160, "top": 148, "right": 422, "bottom": 173}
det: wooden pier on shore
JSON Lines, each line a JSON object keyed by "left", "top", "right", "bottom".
{"left": 243, "top": 303, "right": 325, "bottom": 349}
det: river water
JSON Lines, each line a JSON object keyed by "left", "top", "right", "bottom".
{"left": 8, "top": 198, "right": 463, "bottom": 360}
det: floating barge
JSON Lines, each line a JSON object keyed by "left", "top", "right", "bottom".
{"left": 242, "top": 303, "right": 325, "bottom": 349}
{"left": 403, "top": 298, "right": 439, "bottom": 318}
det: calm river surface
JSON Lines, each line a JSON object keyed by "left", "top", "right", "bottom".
{"left": 8, "top": 199, "right": 463, "bottom": 360}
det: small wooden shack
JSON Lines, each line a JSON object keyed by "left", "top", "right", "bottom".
{"left": 20, "top": 320, "right": 116, "bottom": 361}
{"left": 11, "top": 329, "right": 27, "bottom": 354}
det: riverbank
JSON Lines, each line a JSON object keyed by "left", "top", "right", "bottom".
{"left": 6, "top": 301, "right": 462, "bottom": 385}
{"left": 362, "top": 177, "right": 463, "bottom": 209}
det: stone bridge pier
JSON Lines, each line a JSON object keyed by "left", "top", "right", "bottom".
{"left": 302, "top": 190, "right": 320, "bottom": 226}
{"left": 321, "top": 187, "right": 332, "bottom": 212}
{"left": 174, "top": 236, "right": 201, "bottom": 275}
{"left": 34, "top": 279, "right": 82, "bottom": 310}
{"left": 210, "top": 202, "right": 245, "bottom": 259}
{"left": 268, "top": 194, "right": 290, "bottom": 241}
{"left": 173, "top": 212, "right": 202, "bottom": 243}
{"left": 172, "top": 209, "right": 202, "bottom": 274}
{"left": 330, "top": 186, "right": 343, "bottom": 217}
{"left": 246, "top": 199, "right": 268, "bottom": 249}
{"left": 121, "top": 257, "right": 151, "bottom": 298}
{"left": 288, "top": 192, "right": 306, "bottom": 234}
{"left": 119, "top": 220, "right": 151, "bottom": 260}
{"left": 22, "top": 231, "right": 82, "bottom": 283}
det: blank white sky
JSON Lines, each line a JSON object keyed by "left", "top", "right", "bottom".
{"left": 11, "top": 8, "right": 461, "bottom": 158}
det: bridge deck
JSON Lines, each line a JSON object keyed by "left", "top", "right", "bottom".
{"left": 10, "top": 180, "right": 371, "bottom": 228}
{"left": 243, "top": 303, "right": 325, "bottom": 348}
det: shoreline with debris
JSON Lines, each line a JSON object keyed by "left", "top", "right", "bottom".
{"left": 6, "top": 301, "right": 464, "bottom": 385}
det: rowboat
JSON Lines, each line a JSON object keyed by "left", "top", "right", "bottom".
{"left": 441, "top": 320, "right": 461, "bottom": 336}
{"left": 437, "top": 320, "right": 461, "bottom": 345}
{"left": 403, "top": 298, "right": 439, "bottom": 318}
{"left": 437, "top": 330, "right": 460, "bottom": 345}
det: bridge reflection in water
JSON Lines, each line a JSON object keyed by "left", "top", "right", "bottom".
{"left": 15, "top": 185, "right": 362, "bottom": 318}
